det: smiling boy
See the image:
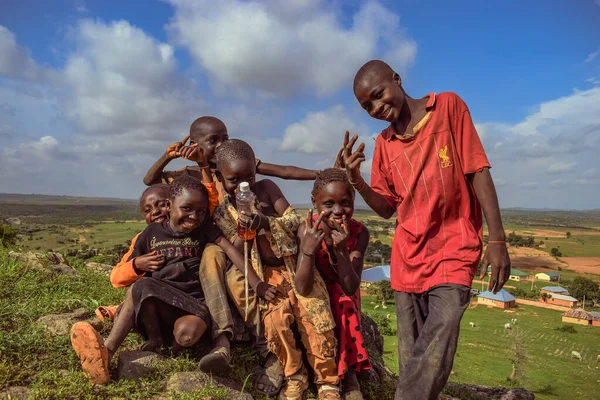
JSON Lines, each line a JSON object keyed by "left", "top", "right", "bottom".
{"left": 344, "top": 60, "right": 511, "bottom": 400}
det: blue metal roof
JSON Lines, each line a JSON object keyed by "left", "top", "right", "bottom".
{"left": 541, "top": 286, "right": 568, "bottom": 293}
{"left": 362, "top": 265, "right": 390, "bottom": 282}
{"left": 477, "top": 289, "right": 516, "bottom": 302}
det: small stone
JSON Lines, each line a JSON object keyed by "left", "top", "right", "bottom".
{"left": 166, "top": 371, "right": 253, "bottom": 399}
{"left": 85, "top": 262, "right": 113, "bottom": 276}
{"left": 36, "top": 308, "right": 91, "bottom": 336}
{"left": 117, "top": 351, "right": 168, "bottom": 381}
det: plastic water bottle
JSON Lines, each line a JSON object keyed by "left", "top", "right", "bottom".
{"left": 236, "top": 182, "right": 257, "bottom": 240}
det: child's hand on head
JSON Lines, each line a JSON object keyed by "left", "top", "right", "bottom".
{"left": 300, "top": 209, "right": 326, "bottom": 256}
{"left": 178, "top": 143, "right": 206, "bottom": 165}
{"left": 166, "top": 135, "right": 190, "bottom": 160}
{"left": 343, "top": 131, "right": 366, "bottom": 182}
{"left": 330, "top": 215, "right": 350, "bottom": 249}
{"left": 134, "top": 251, "right": 165, "bottom": 272}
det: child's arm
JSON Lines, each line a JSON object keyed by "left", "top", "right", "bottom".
{"left": 257, "top": 161, "right": 318, "bottom": 180}
{"left": 470, "top": 168, "right": 511, "bottom": 293}
{"left": 295, "top": 210, "right": 325, "bottom": 296}
{"left": 110, "top": 233, "right": 144, "bottom": 288}
{"left": 143, "top": 136, "right": 190, "bottom": 185}
{"left": 331, "top": 217, "right": 369, "bottom": 296}
{"left": 243, "top": 179, "right": 291, "bottom": 232}
{"left": 214, "top": 235, "right": 280, "bottom": 302}
{"left": 343, "top": 133, "right": 396, "bottom": 219}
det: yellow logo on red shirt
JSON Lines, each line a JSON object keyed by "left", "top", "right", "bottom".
{"left": 439, "top": 145, "right": 453, "bottom": 168}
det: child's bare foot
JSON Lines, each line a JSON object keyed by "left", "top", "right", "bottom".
{"left": 140, "top": 338, "right": 163, "bottom": 353}
{"left": 70, "top": 322, "right": 110, "bottom": 384}
{"left": 255, "top": 353, "right": 284, "bottom": 396}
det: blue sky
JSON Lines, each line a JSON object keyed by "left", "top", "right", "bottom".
{"left": 0, "top": 0, "right": 599, "bottom": 209}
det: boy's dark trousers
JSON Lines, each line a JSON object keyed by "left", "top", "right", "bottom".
{"left": 394, "top": 284, "right": 470, "bottom": 400}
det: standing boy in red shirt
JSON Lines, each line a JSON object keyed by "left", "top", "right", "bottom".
{"left": 345, "top": 60, "right": 511, "bottom": 400}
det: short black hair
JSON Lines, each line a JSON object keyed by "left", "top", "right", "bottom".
{"left": 215, "top": 139, "right": 255, "bottom": 170}
{"left": 353, "top": 60, "right": 396, "bottom": 92}
{"left": 311, "top": 168, "right": 354, "bottom": 199}
{"left": 139, "top": 183, "right": 169, "bottom": 209}
{"left": 190, "top": 116, "right": 226, "bottom": 136}
{"left": 168, "top": 175, "right": 208, "bottom": 200}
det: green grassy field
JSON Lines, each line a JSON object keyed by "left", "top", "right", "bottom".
{"left": 361, "top": 296, "right": 600, "bottom": 400}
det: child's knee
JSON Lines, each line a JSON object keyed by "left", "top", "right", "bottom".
{"left": 201, "top": 244, "right": 227, "bottom": 273}
{"left": 173, "top": 316, "right": 206, "bottom": 347}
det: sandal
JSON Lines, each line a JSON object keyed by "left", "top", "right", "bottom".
{"left": 343, "top": 390, "right": 364, "bottom": 400}
{"left": 198, "top": 346, "right": 231, "bottom": 375}
{"left": 318, "top": 385, "right": 341, "bottom": 400}
{"left": 278, "top": 369, "right": 308, "bottom": 400}
{"left": 255, "top": 354, "right": 284, "bottom": 396}
{"left": 95, "top": 305, "right": 119, "bottom": 322}
{"left": 70, "top": 322, "right": 110, "bottom": 384}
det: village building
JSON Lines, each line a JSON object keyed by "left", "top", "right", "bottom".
{"left": 508, "top": 269, "right": 530, "bottom": 281}
{"left": 540, "top": 286, "right": 569, "bottom": 296}
{"left": 477, "top": 289, "right": 517, "bottom": 309}
{"left": 591, "top": 312, "right": 600, "bottom": 327}
{"left": 561, "top": 309, "right": 592, "bottom": 326}
{"left": 541, "top": 293, "right": 578, "bottom": 308}
{"left": 535, "top": 271, "right": 561, "bottom": 282}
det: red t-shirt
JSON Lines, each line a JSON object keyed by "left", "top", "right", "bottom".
{"left": 370, "top": 92, "right": 490, "bottom": 293}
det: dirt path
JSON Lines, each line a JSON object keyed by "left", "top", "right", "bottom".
{"left": 515, "top": 298, "right": 570, "bottom": 312}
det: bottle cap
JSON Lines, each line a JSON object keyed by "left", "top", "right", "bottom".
{"left": 239, "top": 182, "right": 250, "bottom": 192}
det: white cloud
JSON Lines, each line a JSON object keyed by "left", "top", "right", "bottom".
{"left": 585, "top": 51, "right": 598, "bottom": 63}
{"left": 582, "top": 168, "right": 596, "bottom": 178}
{"left": 550, "top": 179, "right": 566, "bottom": 188}
{"left": 0, "top": 25, "right": 46, "bottom": 81}
{"left": 280, "top": 105, "right": 367, "bottom": 154}
{"left": 167, "top": 0, "right": 416, "bottom": 97}
{"left": 519, "top": 182, "right": 539, "bottom": 188}
{"left": 547, "top": 162, "right": 576, "bottom": 174}
{"left": 63, "top": 20, "right": 206, "bottom": 154}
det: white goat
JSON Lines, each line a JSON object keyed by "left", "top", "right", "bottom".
{"left": 511, "top": 318, "right": 518, "bottom": 325}
{"left": 504, "top": 323, "right": 511, "bottom": 329}
{"left": 469, "top": 322, "right": 475, "bottom": 328}
{"left": 571, "top": 351, "right": 583, "bottom": 361}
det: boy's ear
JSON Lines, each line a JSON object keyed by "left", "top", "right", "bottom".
{"left": 215, "top": 170, "right": 224, "bottom": 183}
{"left": 166, "top": 199, "right": 172, "bottom": 211}
{"left": 393, "top": 72, "right": 402, "bottom": 87}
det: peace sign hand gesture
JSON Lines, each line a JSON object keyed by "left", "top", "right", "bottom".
{"left": 300, "top": 209, "right": 325, "bottom": 256}
{"left": 178, "top": 143, "right": 206, "bottom": 165}
{"left": 166, "top": 135, "right": 190, "bottom": 160}
{"left": 342, "top": 131, "right": 366, "bottom": 183}
{"left": 329, "top": 215, "right": 350, "bottom": 249}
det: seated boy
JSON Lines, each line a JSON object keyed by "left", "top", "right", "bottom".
{"left": 71, "top": 176, "right": 278, "bottom": 384}
{"left": 211, "top": 139, "right": 340, "bottom": 400}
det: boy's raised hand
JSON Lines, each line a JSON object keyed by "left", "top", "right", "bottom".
{"left": 300, "top": 209, "right": 325, "bottom": 256}
{"left": 256, "top": 282, "right": 283, "bottom": 303}
{"left": 333, "top": 131, "right": 351, "bottom": 169}
{"left": 166, "top": 135, "right": 190, "bottom": 160}
{"left": 178, "top": 143, "right": 206, "bottom": 165}
{"left": 133, "top": 251, "right": 165, "bottom": 272}
{"left": 343, "top": 132, "right": 366, "bottom": 182}
{"left": 330, "top": 215, "right": 350, "bottom": 249}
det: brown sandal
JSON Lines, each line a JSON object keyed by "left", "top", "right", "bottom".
{"left": 278, "top": 369, "right": 308, "bottom": 400}
{"left": 95, "top": 305, "right": 119, "bottom": 322}
{"left": 70, "top": 322, "right": 110, "bottom": 384}
{"left": 319, "top": 385, "right": 341, "bottom": 400}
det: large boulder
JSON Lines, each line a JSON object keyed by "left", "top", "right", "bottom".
{"left": 166, "top": 371, "right": 253, "bottom": 399}
{"left": 360, "top": 312, "right": 385, "bottom": 358}
{"left": 117, "top": 351, "right": 168, "bottom": 381}
{"left": 36, "top": 308, "right": 101, "bottom": 336}
{"left": 9, "top": 251, "right": 75, "bottom": 275}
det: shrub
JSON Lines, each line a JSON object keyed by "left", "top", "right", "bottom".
{"left": 554, "top": 325, "right": 577, "bottom": 334}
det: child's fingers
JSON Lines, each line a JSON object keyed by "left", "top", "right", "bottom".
{"left": 181, "top": 135, "right": 190, "bottom": 146}
{"left": 342, "top": 215, "right": 349, "bottom": 233}
{"left": 329, "top": 218, "right": 343, "bottom": 232}
{"left": 343, "top": 133, "right": 356, "bottom": 160}
{"left": 343, "top": 130, "right": 349, "bottom": 148}
{"left": 189, "top": 143, "right": 198, "bottom": 148}
{"left": 313, "top": 211, "right": 326, "bottom": 231}
{"left": 307, "top": 209, "right": 313, "bottom": 229}
{"left": 356, "top": 142, "right": 365, "bottom": 153}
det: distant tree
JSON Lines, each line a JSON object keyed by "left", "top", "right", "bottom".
{"left": 367, "top": 280, "right": 394, "bottom": 305}
{"left": 550, "top": 248, "right": 562, "bottom": 257}
{"left": 539, "top": 240, "right": 544, "bottom": 245}
{"left": 566, "top": 231, "right": 571, "bottom": 238}
{"left": 567, "top": 277, "right": 599, "bottom": 302}
{"left": 0, "top": 223, "right": 17, "bottom": 247}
